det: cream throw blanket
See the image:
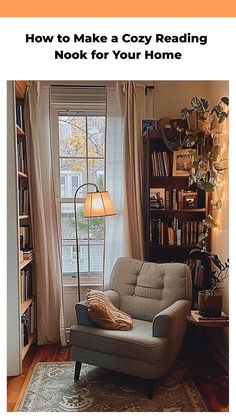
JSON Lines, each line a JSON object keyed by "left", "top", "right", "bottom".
{"left": 86, "top": 289, "right": 133, "bottom": 331}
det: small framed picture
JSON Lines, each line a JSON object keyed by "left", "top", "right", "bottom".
{"left": 172, "top": 149, "right": 192, "bottom": 176}
{"left": 150, "top": 188, "right": 165, "bottom": 209}
{"left": 141, "top": 119, "right": 157, "bottom": 136}
{"left": 182, "top": 191, "right": 198, "bottom": 209}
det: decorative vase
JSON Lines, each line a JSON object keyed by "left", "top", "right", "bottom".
{"left": 198, "top": 290, "right": 223, "bottom": 317}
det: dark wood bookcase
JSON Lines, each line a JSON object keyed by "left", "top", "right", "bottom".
{"left": 143, "top": 123, "right": 211, "bottom": 306}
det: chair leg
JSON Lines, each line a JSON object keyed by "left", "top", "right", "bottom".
{"left": 74, "top": 361, "right": 82, "bottom": 380}
{"left": 147, "top": 379, "right": 155, "bottom": 399}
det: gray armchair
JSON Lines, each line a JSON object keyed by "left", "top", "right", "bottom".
{"left": 70, "top": 257, "right": 192, "bottom": 398}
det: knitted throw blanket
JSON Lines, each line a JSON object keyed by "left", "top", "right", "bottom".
{"left": 86, "top": 289, "right": 133, "bottom": 331}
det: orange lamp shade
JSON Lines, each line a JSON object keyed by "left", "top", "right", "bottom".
{"left": 83, "top": 191, "right": 116, "bottom": 218}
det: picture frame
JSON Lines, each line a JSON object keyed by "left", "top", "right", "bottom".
{"left": 182, "top": 191, "right": 198, "bottom": 209}
{"left": 172, "top": 149, "right": 192, "bottom": 176}
{"left": 141, "top": 119, "right": 157, "bottom": 136}
{"left": 149, "top": 188, "right": 165, "bottom": 210}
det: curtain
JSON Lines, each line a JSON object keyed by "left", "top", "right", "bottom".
{"left": 123, "top": 81, "right": 150, "bottom": 260}
{"left": 104, "top": 82, "right": 153, "bottom": 287}
{"left": 24, "top": 82, "right": 66, "bottom": 346}
{"left": 104, "top": 84, "right": 126, "bottom": 288}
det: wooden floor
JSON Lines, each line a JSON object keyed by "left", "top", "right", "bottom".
{"left": 7, "top": 337, "right": 228, "bottom": 412}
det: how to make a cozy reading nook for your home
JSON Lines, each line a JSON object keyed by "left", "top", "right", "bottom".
{"left": 7, "top": 80, "right": 229, "bottom": 412}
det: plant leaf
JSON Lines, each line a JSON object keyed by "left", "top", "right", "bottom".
{"left": 221, "top": 97, "right": 229, "bottom": 106}
{"left": 202, "top": 182, "right": 215, "bottom": 192}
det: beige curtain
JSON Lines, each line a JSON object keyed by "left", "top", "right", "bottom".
{"left": 24, "top": 82, "right": 66, "bottom": 345}
{"left": 123, "top": 82, "right": 153, "bottom": 259}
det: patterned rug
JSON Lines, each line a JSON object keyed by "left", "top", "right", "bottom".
{"left": 18, "top": 360, "right": 207, "bottom": 412}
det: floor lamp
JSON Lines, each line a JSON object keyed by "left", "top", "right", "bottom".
{"left": 74, "top": 182, "right": 116, "bottom": 301}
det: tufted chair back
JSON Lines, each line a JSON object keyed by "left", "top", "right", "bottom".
{"left": 109, "top": 257, "right": 192, "bottom": 322}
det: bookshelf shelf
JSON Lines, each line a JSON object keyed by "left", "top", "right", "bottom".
{"left": 18, "top": 171, "right": 28, "bottom": 178}
{"left": 19, "top": 215, "right": 29, "bottom": 219}
{"left": 21, "top": 297, "right": 34, "bottom": 316}
{"left": 150, "top": 209, "right": 206, "bottom": 213}
{"left": 16, "top": 125, "right": 25, "bottom": 136}
{"left": 19, "top": 258, "right": 33, "bottom": 270}
{"left": 21, "top": 331, "right": 36, "bottom": 360}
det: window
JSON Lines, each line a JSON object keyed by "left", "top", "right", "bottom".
{"left": 50, "top": 85, "right": 107, "bottom": 286}
{"left": 57, "top": 111, "right": 106, "bottom": 284}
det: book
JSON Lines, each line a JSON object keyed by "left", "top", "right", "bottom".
{"left": 168, "top": 227, "right": 174, "bottom": 245}
{"left": 165, "top": 190, "right": 170, "bottom": 210}
{"left": 191, "top": 310, "right": 229, "bottom": 322}
{"left": 172, "top": 189, "right": 177, "bottom": 210}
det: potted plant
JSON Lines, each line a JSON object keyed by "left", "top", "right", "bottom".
{"left": 190, "top": 215, "right": 229, "bottom": 317}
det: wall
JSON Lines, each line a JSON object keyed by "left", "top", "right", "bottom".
{"left": 153, "top": 80, "right": 229, "bottom": 368}
{"left": 154, "top": 81, "right": 210, "bottom": 119}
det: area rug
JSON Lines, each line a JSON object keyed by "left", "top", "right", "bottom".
{"left": 18, "top": 360, "right": 208, "bottom": 412}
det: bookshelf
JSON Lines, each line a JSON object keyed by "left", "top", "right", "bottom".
{"left": 7, "top": 81, "right": 36, "bottom": 376}
{"left": 144, "top": 122, "right": 211, "bottom": 306}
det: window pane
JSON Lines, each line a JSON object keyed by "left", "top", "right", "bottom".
{"left": 61, "top": 203, "right": 88, "bottom": 241}
{"left": 60, "top": 158, "right": 87, "bottom": 198}
{"left": 88, "top": 159, "right": 104, "bottom": 190}
{"left": 59, "top": 116, "right": 86, "bottom": 157}
{"left": 89, "top": 217, "right": 104, "bottom": 241}
{"left": 87, "top": 116, "right": 105, "bottom": 158}
{"left": 60, "top": 176, "right": 66, "bottom": 198}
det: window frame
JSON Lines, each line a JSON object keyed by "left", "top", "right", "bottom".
{"left": 50, "top": 103, "right": 107, "bottom": 287}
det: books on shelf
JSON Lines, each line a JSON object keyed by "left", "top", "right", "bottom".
{"left": 17, "top": 140, "right": 26, "bottom": 173}
{"left": 16, "top": 99, "right": 24, "bottom": 131}
{"left": 150, "top": 218, "right": 204, "bottom": 246}
{"left": 151, "top": 151, "right": 172, "bottom": 176}
{"left": 20, "top": 225, "right": 30, "bottom": 250}
{"left": 20, "top": 266, "right": 32, "bottom": 302}
{"left": 191, "top": 310, "right": 229, "bottom": 322}
{"left": 18, "top": 186, "right": 29, "bottom": 215}
{"left": 150, "top": 188, "right": 200, "bottom": 211}
{"left": 21, "top": 303, "right": 35, "bottom": 348}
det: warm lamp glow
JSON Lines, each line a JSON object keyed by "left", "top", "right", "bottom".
{"left": 83, "top": 191, "right": 116, "bottom": 218}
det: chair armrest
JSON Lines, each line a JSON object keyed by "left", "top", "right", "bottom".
{"left": 103, "top": 290, "right": 120, "bottom": 308}
{"left": 153, "top": 300, "right": 191, "bottom": 349}
{"left": 75, "top": 301, "right": 93, "bottom": 326}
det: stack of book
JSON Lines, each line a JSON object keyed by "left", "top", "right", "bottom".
{"left": 190, "top": 310, "right": 229, "bottom": 322}
{"left": 23, "top": 248, "right": 33, "bottom": 260}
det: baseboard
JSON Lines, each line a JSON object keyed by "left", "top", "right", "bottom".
{"left": 209, "top": 335, "right": 229, "bottom": 373}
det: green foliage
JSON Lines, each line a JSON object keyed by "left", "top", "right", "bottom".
{"left": 190, "top": 215, "right": 228, "bottom": 293}
{"left": 179, "top": 96, "right": 229, "bottom": 193}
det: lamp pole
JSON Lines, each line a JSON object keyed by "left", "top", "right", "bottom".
{"left": 74, "top": 182, "right": 98, "bottom": 301}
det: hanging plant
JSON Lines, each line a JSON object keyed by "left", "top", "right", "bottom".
{"left": 178, "top": 96, "right": 229, "bottom": 193}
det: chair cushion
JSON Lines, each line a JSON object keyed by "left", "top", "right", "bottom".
{"left": 86, "top": 289, "right": 133, "bottom": 330}
{"left": 70, "top": 319, "right": 168, "bottom": 363}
